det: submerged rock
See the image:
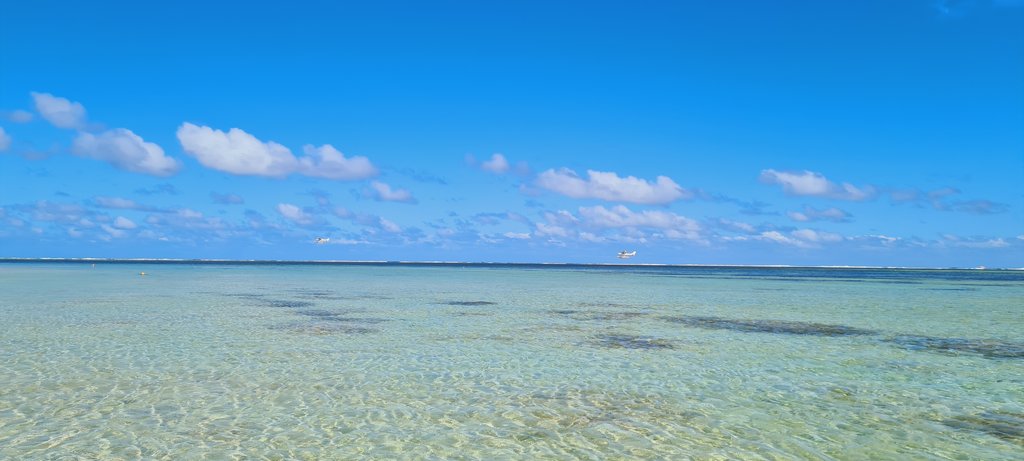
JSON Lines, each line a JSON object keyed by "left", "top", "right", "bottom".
{"left": 270, "top": 322, "right": 378, "bottom": 335}
{"left": 443, "top": 301, "right": 498, "bottom": 306}
{"left": 662, "top": 315, "right": 876, "bottom": 337}
{"left": 263, "top": 299, "right": 316, "bottom": 308}
{"left": 593, "top": 334, "right": 675, "bottom": 350}
{"left": 889, "top": 335, "right": 1024, "bottom": 359}
{"left": 944, "top": 411, "right": 1024, "bottom": 443}
{"left": 548, "top": 309, "right": 580, "bottom": 315}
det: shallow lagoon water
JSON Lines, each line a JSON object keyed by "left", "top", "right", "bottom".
{"left": 0, "top": 262, "right": 1022, "bottom": 459}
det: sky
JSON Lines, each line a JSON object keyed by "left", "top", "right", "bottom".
{"left": 1, "top": 0, "right": 1022, "bottom": 267}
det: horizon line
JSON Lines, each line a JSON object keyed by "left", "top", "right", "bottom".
{"left": 0, "top": 257, "right": 1018, "bottom": 271}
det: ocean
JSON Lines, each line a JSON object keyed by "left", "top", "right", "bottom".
{"left": 1, "top": 262, "right": 1021, "bottom": 459}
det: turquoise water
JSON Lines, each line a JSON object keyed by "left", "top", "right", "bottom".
{"left": 1, "top": 263, "right": 1022, "bottom": 460}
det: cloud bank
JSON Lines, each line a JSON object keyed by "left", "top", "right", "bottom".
{"left": 536, "top": 168, "right": 689, "bottom": 204}
{"left": 368, "top": 181, "right": 416, "bottom": 203}
{"left": 0, "top": 127, "right": 9, "bottom": 151}
{"left": 32, "top": 92, "right": 87, "bottom": 129}
{"left": 72, "top": 128, "right": 182, "bottom": 176}
{"left": 759, "top": 169, "right": 874, "bottom": 201}
{"left": 176, "top": 123, "right": 377, "bottom": 180}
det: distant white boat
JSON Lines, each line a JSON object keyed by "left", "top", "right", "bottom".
{"left": 617, "top": 250, "right": 636, "bottom": 259}
{"left": 314, "top": 237, "right": 330, "bottom": 245}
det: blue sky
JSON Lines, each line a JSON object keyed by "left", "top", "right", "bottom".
{"left": 1, "top": 0, "right": 1022, "bottom": 266}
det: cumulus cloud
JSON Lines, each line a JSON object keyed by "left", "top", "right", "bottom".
{"left": 759, "top": 169, "right": 874, "bottom": 201}
{"left": 503, "top": 231, "right": 531, "bottom": 239}
{"left": 942, "top": 235, "right": 1011, "bottom": 249}
{"left": 578, "top": 205, "right": 699, "bottom": 231}
{"left": 467, "top": 153, "right": 530, "bottom": 176}
{"left": 113, "top": 216, "right": 137, "bottom": 229}
{"left": 787, "top": 206, "right": 852, "bottom": 223}
{"left": 72, "top": 128, "right": 181, "bottom": 176}
{"left": 716, "top": 218, "right": 758, "bottom": 234}
{"left": 276, "top": 203, "right": 315, "bottom": 225}
{"left": 93, "top": 196, "right": 165, "bottom": 212}
{"left": 368, "top": 181, "right": 416, "bottom": 203}
{"left": 298, "top": 144, "right": 378, "bottom": 180}
{"left": 378, "top": 217, "right": 402, "bottom": 233}
{"left": 535, "top": 222, "right": 570, "bottom": 237}
{"left": 100, "top": 224, "right": 127, "bottom": 239}
{"left": 536, "top": 168, "right": 689, "bottom": 204}
{"left": 177, "top": 123, "right": 296, "bottom": 177}
{"left": 527, "top": 205, "right": 707, "bottom": 244}
{"left": 890, "top": 187, "right": 1008, "bottom": 215}
{"left": 0, "top": 127, "right": 9, "bottom": 151}
{"left": 791, "top": 228, "right": 843, "bottom": 243}
{"left": 32, "top": 92, "right": 87, "bottom": 129}
{"left": 756, "top": 228, "right": 844, "bottom": 248}
{"left": 5, "top": 110, "right": 33, "bottom": 123}
{"left": 176, "top": 123, "right": 379, "bottom": 180}
{"left": 481, "top": 153, "right": 510, "bottom": 174}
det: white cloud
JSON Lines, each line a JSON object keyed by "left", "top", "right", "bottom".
{"left": 298, "top": 144, "right": 377, "bottom": 180}
{"left": 578, "top": 205, "right": 700, "bottom": 231}
{"left": 543, "top": 210, "right": 579, "bottom": 226}
{"left": 717, "top": 218, "right": 757, "bottom": 234}
{"left": 72, "top": 128, "right": 181, "bottom": 176}
{"left": 943, "top": 235, "right": 1011, "bottom": 249}
{"left": 113, "top": 216, "right": 137, "bottom": 229}
{"left": 535, "top": 222, "right": 570, "bottom": 237}
{"left": 369, "top": 181, "right": 416, "bottom": 203}
{"left": 7, "top": 110, "right": 33, "bottom": 123}
{"left": 791, "top": 228, "right": 843, "bottom": 243}
{"left": 757, "top": 228, "right": 844, "bottom": 248}
{"left": 787, "top": 206, "right": 851, "bottom": 223}
{"left": 276, "top": 203, "right": 314, "bottom": 225}
{"left": 177, "top": 123, "right": 296, "bottom": 177}
{"left": 32, "top": 92, "right": 87, "bottom": 129}
{"left": 758, "top": 230, "right": 810, "bottom": 248}
{"left": 503, "top": 232, "right": 531, "bottom": 239}
{"left": 0, "top": 127, "right": 10, "bottom": 151}
{"left": 536, "top": 168, "right": 689, "bottom": 204}
{"left": 481, "top": 153, "right": 510, "bottom": 174}
{"left": 177, "top": 123, "right": 380, "bottom": 180}
{"left": 94, "top": 196, "right": 146, "bottom": 210}
{"left": 759, "top": 169, "right": 874, "bottom": 201}
{"left": 578, "top": 205, "right": 703, "bottom": 242}
{"left": 378, "top": 217, "right": 402, "bottom": 233}
{"left": 176, "top": 208, "right": 204, "bottom": 219}
{"left": 28, "top": 201, "right": 88, "bottom": 223}
{"left": 100, "top": 224, "right": 126, "bottom": 238}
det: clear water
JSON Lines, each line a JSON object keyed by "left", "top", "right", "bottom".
{"left": 1, "top": 262, "right": 1022, "bottom": 460}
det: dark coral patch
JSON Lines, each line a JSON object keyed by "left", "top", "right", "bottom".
{"left": 580, "top": 312, "right": 647, "bottom": 321}
{"left": 944, "top": 411, "right": 1024, "bottom": 443}
{"left": 593, "top": 334, "right": 675, "bottom": 350}
{"left": 889, "top": 335, "right": 1024, "bottom": 359}
{"left": 663, "top": 315, "right": 876, "bottom": 337}
{"left": 270, "top": 322, "right": 377, "bottom": 335}
{"left": 263, "top": 299, "right": 316, "bottom": 308}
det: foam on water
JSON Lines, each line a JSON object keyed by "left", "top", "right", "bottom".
{"left": 1, "top": 263, "right": 1022, "bottom": 459}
